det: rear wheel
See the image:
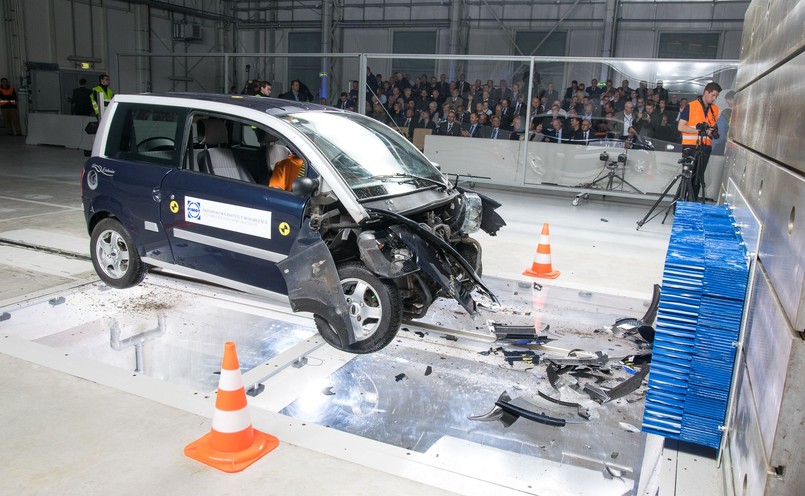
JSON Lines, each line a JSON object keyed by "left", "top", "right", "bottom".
{"left": 90, "top": 218, "right": 147, "bottom": 289}
{"left": 315, "top": 262, "right": 402, "bottom": 354}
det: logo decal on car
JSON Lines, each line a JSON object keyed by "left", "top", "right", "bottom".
{"left": 187, "top": 200, "right": 202, "bottom": 220}
{"left": 184, "top": 196, "right": 272, "bottom": 238}
{"left": 278, "top": 222, "right": 291, "bottom": 236}
{"left": 169, "top": 200, "right": 179, "bottom": 214}
{"left": 91, "top": 163, "right": 115, "bottom": 176}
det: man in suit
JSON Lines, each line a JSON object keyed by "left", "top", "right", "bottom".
{"left": 511, "top": 94, "right": 527, "bottom": 118}
{"left": 544, "top": 118, "right": 569, "bottom": 143}
{"left": 438, "top": 111, "right": 462, "bottom": 137}
{"left": 573, "top": 119, "right": 595, "bottom": 144}
{"left": 508, "top": 116, "right": 525, "bottom": 140}
{"left": 335, "top": 92, "right": 350, "bottom": 109}
{"left": 499, "top": 98, "right": 514, "bottom": 128}
{"left": 542, "top": 83, "right": 559, "bottom": 108}
{"left": 415, "top": 110, "right": 436, "bottom": 131}
{"left": 587, "top": 78, "right": 603, "bottom": 99}
{"left": 454, "top": 104, "right": 470, "bottom": 125}
{"left": 456, "top": 74, "right": 470, "bottom": 97}
{"left": 447, "top": 88, "right": 463, "bottom": 111}
{"left": 437, "top": 73, "right": 449, "bottom": 96}
{"left": 415, "top": 88, "right": 431, "bottom": 113}
{"left": 563, "top": 80, "right": 579, "bottom": 102}
{"left": 494, "top": 79, "right": 513, "bottom": 104}
{"left": 280, "top": 80, "right": 312, "bottom": 102}
{"left": 654, "top": 80, "right": 669, "bottom": 102}
{"left": 400, "top": 108, "right": 416, "bottom": 139}
{"left": 612, "top": 101, "right": 636, "bottom": 138}
{"left": 70, "top": 78, "right": 94, "bottom": 115}
{"left": 461, "top": 112, "right": 483, "bottom": 138}
{"left": 484, "top": 115, "right": 510, "bottom": 140}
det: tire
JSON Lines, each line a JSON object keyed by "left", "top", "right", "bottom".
{"left": 90, "top": 218, "right": 148, "bottom": 289}
{"left": 315, "top": 262, "right": 402, "bottom": 354}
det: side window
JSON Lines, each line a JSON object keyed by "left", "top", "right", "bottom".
{"left": 182, "top": 111, "right": 311, "bottom": 190}
{"left": 105, "top": 104, "right": 183, "bottom": 165}
{"left": 241, "top": 124, "right": 261, "bottom": 147}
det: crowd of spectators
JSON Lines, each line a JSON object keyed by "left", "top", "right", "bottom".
{"left": 329, "top": 69, "right": 701, "bottom": 148}
{"left": 241, "top": 71, "right": 714, "bottom": 150}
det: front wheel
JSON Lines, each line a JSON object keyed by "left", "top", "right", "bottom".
{"left": 90, "top": 218, "right": 147, "bottom": 289}
{"left": 315, "top": 262, "right": 402, "bottom": 354}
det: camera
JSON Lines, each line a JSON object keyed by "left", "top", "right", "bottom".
{"left": 617, "top": 153, "right": 627, "bottom": 164}
{"left": 599, "top": 151, "right": 609, "bottom": 162}
{"left": 695, "top": 122, "right": 720, "bottom": 139}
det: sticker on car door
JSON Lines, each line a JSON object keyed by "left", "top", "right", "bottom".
{"left": 184, "top": 196, "right": 272, "bottom": 239}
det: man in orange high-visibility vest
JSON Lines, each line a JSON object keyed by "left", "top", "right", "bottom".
{"left": 0, "top": 77, "right": 22, "bottom": 135}
{"left": 678, "top": 82, "right": 721, "bottom": 201}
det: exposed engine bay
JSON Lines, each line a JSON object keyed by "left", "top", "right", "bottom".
{"left": 278, "top": 184, "right": 506, "bottom": 354}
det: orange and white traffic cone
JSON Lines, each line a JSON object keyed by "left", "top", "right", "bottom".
{"left": 523, "top": 223, "right": 560, "bottom": 279}
{"left": 184, "top": 341, "right": 279, "bottom": 473}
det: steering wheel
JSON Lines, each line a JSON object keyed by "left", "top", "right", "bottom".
{"left": 137, "top": 137, "right": 175, "bottom": 152}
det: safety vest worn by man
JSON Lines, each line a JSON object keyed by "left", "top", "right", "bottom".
{"left": 91, "top": 85, "right": 114, "bottom": 116}
{"left": 681, "top": 98, "right": 719, "bottom": 146}
{"left": 0, "top": 86, "right": 17, "bottom": 108}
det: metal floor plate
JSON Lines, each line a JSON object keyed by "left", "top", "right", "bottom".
{"left": 0, "top": 273, "right": 652, "bottom": 495}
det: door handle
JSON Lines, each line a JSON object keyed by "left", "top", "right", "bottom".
{"left": 152, "top": 187, "right": 161, "bottom": 202}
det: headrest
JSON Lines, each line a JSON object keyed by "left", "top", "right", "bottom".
{"left": 257, "top": 129, "right": 279, "bottom": 143}
{"left": 197, "top": 119, "right": 228, "bottom": 146}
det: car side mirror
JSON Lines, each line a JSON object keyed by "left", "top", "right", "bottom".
{"left": 431, "top": 161, "right": 441, "bottom": 171}
{"left": 292, "top": 177, "right": 319, "bottom": 196}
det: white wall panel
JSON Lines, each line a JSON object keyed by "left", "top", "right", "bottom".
{"left": 24, "top": 0, "right": 55, "bottom": 63}
{"left": 568, "top": 28, "right": 601, "bottom": 57}
{"left": 411, "top": 6, "right": 449, "bottom": 21}
{"left": 108, "top": 8, "right": 136, "bottom": 92}
{"left": 722, "top": 30, "right": 743, "bottom": 60}
{"left": 73, "top": 2, "right": 95, "bottom": 61}
{"left": 359, "top": 7, "right": 386, "bottom": 22}
{"left": 615, "top": 30, "right": 656, "bottom": 58}
{"left": 52, "top": 0, "right": 73, "bottom": 65}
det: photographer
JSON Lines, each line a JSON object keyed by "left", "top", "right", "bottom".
{"left": 678, "top": 82, "right": 721, "bottom": 200}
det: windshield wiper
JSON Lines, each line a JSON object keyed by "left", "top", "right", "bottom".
{"left": 369, "top": 173, "right": 449, "bottom": 190}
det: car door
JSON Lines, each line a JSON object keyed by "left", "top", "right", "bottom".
{"left": 94, "top": 102, "right": 187, "bottom": 264}
{"left": 158, "top": 118, "right": 308, "bottom": 295}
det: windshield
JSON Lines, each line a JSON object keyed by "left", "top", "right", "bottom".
{"left": 283, "top": 111, "right": 445, "bottom": 198}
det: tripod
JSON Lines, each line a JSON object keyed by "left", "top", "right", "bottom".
{"left": 575, "top": 152, "right": 643, "bottom": 205}
{"left": 635, "top": 161, "right": 696, "bottom": 229}
{"left": 586, "top": 159, "right": 643, "bottom": 194}
{"left": 636, "top": 129, "right": 708, "bottom": 230}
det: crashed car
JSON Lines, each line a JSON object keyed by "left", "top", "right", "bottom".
{"left": 81, "top": 93, "right": 505, "bottom": 353}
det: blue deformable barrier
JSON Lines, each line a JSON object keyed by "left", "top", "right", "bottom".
{"left": 642, "top": 202, "right": 749, "bottom": 449}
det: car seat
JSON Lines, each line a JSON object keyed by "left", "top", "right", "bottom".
{"left": 197, "top": 119, "right": 255, "bottom": 182}
{"left": 267, "top": 144, "right": 291, "bottom": 172}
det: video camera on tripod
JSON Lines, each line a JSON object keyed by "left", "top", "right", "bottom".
{"left": 600, "top": 151, "right": 627, "bottom": 170}
{"left": 678, "top": 147, "right": 696, "bottom": 166}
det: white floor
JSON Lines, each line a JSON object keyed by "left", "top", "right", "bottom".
{"left": 0, "top": 136, "right": 725, "bottom": 495}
